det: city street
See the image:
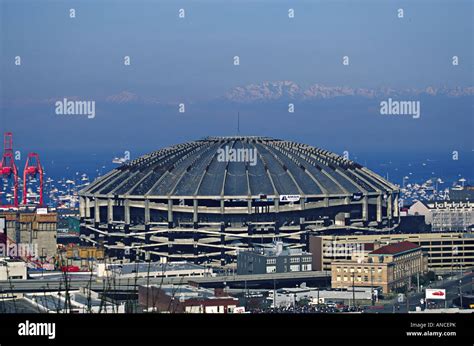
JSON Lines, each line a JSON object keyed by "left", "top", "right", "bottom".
{"left": 367, "top": 270, "right": 474, "bottom": 313}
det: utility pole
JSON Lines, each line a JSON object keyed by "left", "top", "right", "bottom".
{"left": 352, "top": 271, "right": 356, "bottom": 309}
{"left": 406, "top": 287, "right": 409, "bottom": 312}
{"left": 417, "top": 272, "right": 420, "bottom": 293}
{"left": 273, "top": 279, "right": 276, "bottom": 308}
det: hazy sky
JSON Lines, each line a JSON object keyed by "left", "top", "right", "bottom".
{"left": 1, "top": 0, "right": 473, "bottom": 102}
{"left": 0, "top": 0, "right": 472, "bottom": 182}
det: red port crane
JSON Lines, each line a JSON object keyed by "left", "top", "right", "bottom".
{"left": 23, "top": 152, "right": 44, "bottom": 206}
{"left": 0, "top": 132, "right": 19, "bottom": 208}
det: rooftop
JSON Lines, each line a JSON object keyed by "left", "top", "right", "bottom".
{"left": 105, "top": 261, "right": 210, "bottom": 276}
{"left": 370, "top": 241, "right": 420, "bottom": 255}
{"left": 81, "top": 137, "right": 396, "bottom": 198}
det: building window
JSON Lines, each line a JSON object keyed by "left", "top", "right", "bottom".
{"left": 289, "top": 264, "right": 300, "bottom": 272}
{"left": 301, "top": 264, "right": 312, "bottom": 271}
{"left": 266, "top": 258, "right": 276, "bottom": 265}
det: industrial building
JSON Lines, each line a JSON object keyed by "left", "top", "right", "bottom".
{"left": 309, "top": 231, "right": 474, "bottom": 273}
{"left": 79, "top": 136, "right": 400, "bottom": 266}
{"left": 331, "top": 241, "right": 427, "bottom": 293}
{"left": 237, "top": 241, "right": 313, "bottom": 275}
{"left": 0, "top": 209, "right": 57, "bottom": 259}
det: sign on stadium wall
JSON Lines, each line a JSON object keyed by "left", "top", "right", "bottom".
{"left": 279, "top": 195, "right": 300, "bottom": 202}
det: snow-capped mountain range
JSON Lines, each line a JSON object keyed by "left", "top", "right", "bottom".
{"left": 105, "top": 91, "right": 160, "bottom": 104}
{"left": 224, "top": 81, "right": 474, "bottom": 103}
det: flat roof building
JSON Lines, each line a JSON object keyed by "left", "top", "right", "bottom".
{"left": 331, "top": 241, "right": 427, "bottom": 293}
{"left": 96, "top": 260, "right": 213, "bottom": 279}
{"left": 408, "top": 201, "right": 473, "bottom": 232}
{"left": 0, "top": 209, "right": 57, "bottom": 259}
{"left": 237, "top": 241, "right": 313, "bottom": 275}
{"left": 0, "top": 258, "right": 27, "bottom": 280}
{"left": 309, "top": 231, "right": 474, "bottom": 274}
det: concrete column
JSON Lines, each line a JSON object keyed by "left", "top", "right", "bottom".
{"left": 85, "top": 197, "right": 91, "bottom": 218}
{"left": 167, "top": 199, "right": 173, "bottom": 224}
{"left": 79, "top": 196, "right": 86, "bottom": 218}
{"left": 387, "top": 194, "right": 393, "bottom": 219}
{"left": 220, "top": 199, "right": 225, "bottom": 214}
{"left": 193, "top": 220, "right": 199, "bottom": 262}
{"left": 393, "top": 194, "right": 399, "bottom": 217}
{"left": 362, "top": 196, "right": 368, "bottom": 222}
{"left": 248, "top": 199, "right": 252, "bottom": 214}
{"left": 220, "top": 222, "right": 226, "bottom": 266}
{"left": 274, "top": 198, "right": 279, "bottom": 212}
{"left": 193, "top": 199, "right": 198, "bottom": 223}
{"left": 300, "top": 218, "right": 307, "bottom": 250}
{"left": 107, "top": 199, "right": 114, "bottom": 223}
{"left": 124, "top": 199, "right": 131, "bottom": 225}
{"left": 144, "top": 199, "right": 150, "bottom": 224}
{"left": 247, "top": 224, "right": 253, "bottom": 247}
{"left": 376, "top": 194, "right": 382, "bottom": 223}
{"left": 94, "top": 198, "right": 100, "bottom": 224}
{"left": 144, "top": 224, "right": 151, "bottom": 242}
{"left": 167, "top": 199, "right": 174, "bottom": 255}
{"left": 324, "top": 197, "right": 329, "bottom": 207}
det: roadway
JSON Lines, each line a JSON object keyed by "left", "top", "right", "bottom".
{"left": 366, "top": 270, "right": 474, "bottom": 313}
{"left": 0, "top": 271, "right": 330, "bottom": 293}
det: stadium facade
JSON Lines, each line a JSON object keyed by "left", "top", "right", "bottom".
{"left": 79, "top": 136, "right": 400, "bottom": 266}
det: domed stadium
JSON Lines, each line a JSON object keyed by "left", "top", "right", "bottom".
{"left": 79, "top": 136, "right": 400, "bottom": 266}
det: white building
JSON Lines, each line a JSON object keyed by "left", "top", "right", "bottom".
{"left": 408, "top": 201, "right": 473, "bottom": 231}
{"left": 24, "top": 288, "right": 125, "bottom": 313}
{"left": 0, "top": 258, "right": 27, "bottom": 280}
{"left": 96, "top": 261, "right": 213, "bottom": 279}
